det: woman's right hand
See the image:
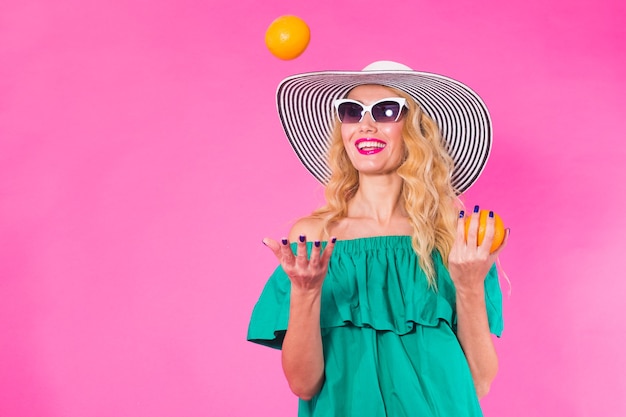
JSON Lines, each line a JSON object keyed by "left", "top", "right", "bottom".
{"left": 263, "top": 236, "right": 337, "bottom": 292}
{"left": 264, "top": 235, "right": 336, "bottom": 399}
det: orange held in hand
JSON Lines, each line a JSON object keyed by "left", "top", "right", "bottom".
{"left": 464, "top": 209, "right": 505, "bottom": 253}
{"left": 265, "top": 15, "right": 310, "bottom": 60}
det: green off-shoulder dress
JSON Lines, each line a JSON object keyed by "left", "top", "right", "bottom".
{"left": 247, "top": 236, "right": 503, "bottom": 417}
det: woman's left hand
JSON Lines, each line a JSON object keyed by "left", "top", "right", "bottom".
{"left": 448, "top": 207, "right": 509, "bottom": 293}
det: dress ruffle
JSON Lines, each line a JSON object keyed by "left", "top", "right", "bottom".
{"left": 247, "top": 236, "right": 503, "bottom": 349}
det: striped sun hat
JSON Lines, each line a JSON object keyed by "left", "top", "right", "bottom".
{"left": 276, "top": 60, "right": 493, "bottom": 194}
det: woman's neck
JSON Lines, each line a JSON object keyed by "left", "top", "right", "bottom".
{"left": 348, "top": 174, "right": 407, "bottom": 223}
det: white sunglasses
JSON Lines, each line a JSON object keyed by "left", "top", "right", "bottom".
{"left": 333, "top": 97, "right": 407, "bottom": 123}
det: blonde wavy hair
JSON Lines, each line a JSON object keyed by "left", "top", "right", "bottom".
{"left": 311, "top": 86, "right": 460, "bottom": 286}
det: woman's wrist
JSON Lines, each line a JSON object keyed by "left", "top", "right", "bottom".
{"left": 454, "top": 283, "right": 486, "bottom": 301}
{"left": 289, "top": 287, "right": 323, "bottom": 309}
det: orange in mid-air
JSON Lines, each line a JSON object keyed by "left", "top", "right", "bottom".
{"left": 464, "top": 209, "right": 506, "bottom": 253}
{"left": 265, "top": 15, "right": 310, "bottom": 60}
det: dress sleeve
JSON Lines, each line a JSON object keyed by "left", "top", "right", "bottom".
{"left": 484, "top": 263, "right": 504, "bottom": 337}
{"left": 246, "top": 265, "right": 291, "bottom": 349}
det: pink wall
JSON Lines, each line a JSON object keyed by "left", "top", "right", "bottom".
{"left": 1, "top": 0, "right": 624, "bottom": 416}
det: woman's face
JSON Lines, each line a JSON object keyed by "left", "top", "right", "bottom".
{"left": 340, "top": 85, "right": 406, "bottom": 177}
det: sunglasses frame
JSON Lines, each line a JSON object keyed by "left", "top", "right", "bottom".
{"left": 333, "top": 97, "right": 408, "bottom": 124}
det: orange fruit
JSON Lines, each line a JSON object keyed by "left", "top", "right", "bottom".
{"left": 464, "top": 209, "right": 505, "bottom": 253}
{"left": 265, "top": 15, "right": 310, "bottom": 60}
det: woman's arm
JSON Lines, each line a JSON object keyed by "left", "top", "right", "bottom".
{"left": 262, "top": 219, "right": 335, "bottom": 400}
{"left": 454, "top": 284, "right": 498, "bottom": 398}
{"left": 281, "top": 285, "right": 325, "bottom": 400}
{"left": 448, "top": 208, "right": 509, "bottom": 398}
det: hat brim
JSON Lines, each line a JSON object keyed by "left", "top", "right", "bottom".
{"left": 276, "top": 69, "right": 492, "bottom": 194}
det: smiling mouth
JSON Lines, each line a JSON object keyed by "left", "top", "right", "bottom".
{"left": 355, "top": 138, "right": 386, "bottom": 155}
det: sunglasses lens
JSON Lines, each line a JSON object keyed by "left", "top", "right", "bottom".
{"left": 337, "top": 102, "right": 364, "bottom": 123}
{"left": 372, "top": 101, "right": 402, "bottom": 122}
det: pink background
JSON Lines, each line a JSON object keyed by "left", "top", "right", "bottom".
{"left": 1, "top": 0, "right": 624, "bottom": 416}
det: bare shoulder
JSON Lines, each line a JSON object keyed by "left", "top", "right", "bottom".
{"left": 288, "top": 216, "right": 326, "bottom": 242}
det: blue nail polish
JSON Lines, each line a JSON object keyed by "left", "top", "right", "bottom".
{"left": 489, "top": 211, "right": 494, "bottom": 218}
{"left": 459, "top": 210, "right": 465, "bottom": 218}
{"left": 331, "top": 237, "right": 337, "bottom": 244}
{"left": 299, "top": 235, "right": 306, "bottom": 243}
{"left": 281, "top": 238, "right": 288, "bottom": 245}
{"left": 473, "top": 205, "right": 479, "bottom": 213}
{"left": 314, "top": 241, "right": 321, "bottom": 248}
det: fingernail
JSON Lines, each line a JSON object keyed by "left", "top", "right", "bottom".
{"left": 506, "top": 228, "right": 511, "bottom": 235}
{"left": 314, "top": 241, "right": 321, "bottom": 248}
{"left": 262, "top": 239, "right": 268, "bottom": 246}
{"left": 281, "top": 238, "right": 288, "bottom": 245}
{"left": 489, "top": 211, "right": 494, "bottom": 218}
{"left": 459, "top": 210, "right": 465, "bottom": 218}
{"left": 299, "top": 235, "right": 306, "bottom": 243}
{"left": 331, "top": 237, "right": 337, "bottom": 244}
{"left": 473, "top": 205, "right": 480, "bottom": 213}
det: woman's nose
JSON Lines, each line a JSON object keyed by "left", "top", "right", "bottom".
{"left": 358, "top": 112, "right": 377, "bottom": 131}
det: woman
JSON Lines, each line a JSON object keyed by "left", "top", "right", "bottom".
{"left": 248, "top": 61, "right": 509, "bottom": 416}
